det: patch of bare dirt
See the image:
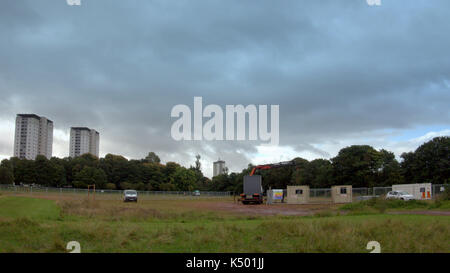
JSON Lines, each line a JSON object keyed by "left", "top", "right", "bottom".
{"left": 188, "top": 201, "right": 336, "bottom": 216}
{"left": 3, "top": 193, "right": 339, "bottom": 216}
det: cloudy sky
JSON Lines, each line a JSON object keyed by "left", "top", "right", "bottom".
{"left": 1, "top": 0, "right": 449, "bottom": 177}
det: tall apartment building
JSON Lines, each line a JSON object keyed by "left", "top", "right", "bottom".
{"left": 213, "top": 159, "right": 226, "bottom": 177}
{"left": 69, "top": 127, "right": 100, "bottom": 157}
{"left": 13, "top": 114, "right": 53, "bottom": 160}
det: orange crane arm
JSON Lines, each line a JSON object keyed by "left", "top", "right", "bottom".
{"left": 249, "top": 160, "right": 297, "bottom": 176}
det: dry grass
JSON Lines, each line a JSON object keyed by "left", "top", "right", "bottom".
{"left": 0, "top": 196, "right": 449, "bottom": 253}
{"left": 58, "top": 199, "right": 165, "bottom": 220}
{"left": 56, "top": 198, "right": 234, "bottom": 222}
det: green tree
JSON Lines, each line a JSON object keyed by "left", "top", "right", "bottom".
{"left": 0, "top": 166, "right": 14, "bottom": 184}
{"left": 289, "top": 157, "right": 310, "bottom": 185}
{"left": 194, "top": 154, "right": 201, "bottom": 171}
{"left": 159, "top": 182, "right": 177, "bottom": 191}
{"left": 210, "top": 173, "right": 231, "bottom": 191}
{"left": 120, "top": 181, "right": 134, "bottom": 190}
{"left": 190, "top": 154, "right": 206, "bottom": 190}
{"left": 295, "top": 159, "right": 333, "bottom": 188}
{"left": 99, "top": 154, "right": 130, "bottom": 188}
{"left": 163, "top": 162, "right": 180, "bottom": 184}
{"left": 173, "top": 167, "right": 197, "bottom": 191}
{"left": 73, "top": 166, "right": 107, "bottom": 188}
{"left": 105, "top": 183, "right": 116, "bottom": 190}
{"left": 0, "top": 159, "right": 14, "bottom": 184}
{"left": 144, "top": 152, "right": 161, "bottom": 164}
{"left": 0, "top": 159, "right": 13, "bottom": 170}
{"left": 401, "top": 136, "right": 450, "bottom": 184}
{"left": 33, "top": 156, "right": 67, "bottom": 187}
{"left": 377, "top": 149, "right": 403, "bottom": 186}
{"left": 400, "top": 151, "right": 416, "bottom": 183}
{"left": 13, "top": 159, "right": 37, "bottom": 185}
{"left": 332, "top": 145, "right": 383, "bottom": 187}
{"left": 142, "top": 162, "right": 165, "bottom": 189}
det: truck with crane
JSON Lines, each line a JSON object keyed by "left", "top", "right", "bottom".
{"left": 239, "top": 160, "right": 298, "bottom": 205}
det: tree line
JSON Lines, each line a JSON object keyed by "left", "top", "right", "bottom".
{"left": 0, "top": 136, "right": 448, "bottom": 192}
{"left": 203, "top": 136, "right": 449, "bottom": 192}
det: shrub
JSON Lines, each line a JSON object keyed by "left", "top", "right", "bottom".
{"left": 105, "top": 183, "right": 116, "bottom": 190}
{"left": 373, "top": 200, "right": 388, "bottom": 213}
{"left": 441, "top": 187, "right": 450, "bottom": 201}
{"left": 340, "top": 197, "right": 431, "bottom": 213}
{"left": 313, "top": 210, "right": 335, "bottom": 217}
{"left": 120, "top": 182, "right": 133, "bottom": 190}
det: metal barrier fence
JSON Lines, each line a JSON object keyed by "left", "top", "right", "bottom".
{"left": 267, "top": 184, "right": 448, "bottom": 204}
{"left": 310, "top": 188, "right": 332, "bottom": 204}
{"left": 0, "top": 184, "right": 447, "bottom": 202}
{"left": 433, "top": 184, "right": 450, "bottom": 197}
{"left": 373, "top": 186, "right": 392, "bottom": 196}
{"left": 0, "top": 184, "right": 232, "bottom": 200}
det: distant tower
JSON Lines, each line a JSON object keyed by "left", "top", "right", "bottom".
{"left": 213, "top": 159, "right": 226, "bottom": 177}
{"left": 69, "top": 127, "right": 100, "bottom": 157}
{"left": 13, "top": 114, "right": 53, "bottom": 160}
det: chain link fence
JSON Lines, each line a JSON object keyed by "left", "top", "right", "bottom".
{"left": 269, "top": 184, "right": 448, "bottom": 204}
{"left": 432, "top": 184, "right": 450, "bottom": 198}
{"left": 1, "top": 184, "right": 447, "bottom": 202}
{"left": 0, "top": 184, "right": 231, "bottom": 200}
{"left": 310, "top": 188, "right": 332, "bottom": 204}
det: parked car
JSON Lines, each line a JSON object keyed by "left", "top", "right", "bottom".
{"left": 123, "top": 190, "right": 138, "bottom": 202}
{"left": 386, "top": 191, "right": 415, "bottom": 201}
{"left": 193, "top": 190, "right": 200, "bottom": 196}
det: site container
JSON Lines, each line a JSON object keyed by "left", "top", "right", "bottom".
{"left": 392, "top": 183, "right": 432, "bottom": 200}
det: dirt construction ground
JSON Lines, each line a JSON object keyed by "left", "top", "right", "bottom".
{"left": 188, "top": 201, "right": 335, "bottom": 216}
{"left": 9, "top": 193, "right": 331, "bottom": 216}
{"left": 176, "top": 201, "right": 450, "bottom": 216}
{"left": 6, "top": 192, "right": 450, "bottom": 217}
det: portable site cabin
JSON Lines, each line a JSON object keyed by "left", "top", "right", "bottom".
{"left": 286, "top": 185, "right": 310, "bottom": 204}
{"left": 392, "top": 183, "right": 432, "bottom": 200}
{"left": 331, "top": 185, "right": 352, "bottom": 203}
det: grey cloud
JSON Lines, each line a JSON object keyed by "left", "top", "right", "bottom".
{"left": 1, "top": 0, "right": 450, "bottom": 175}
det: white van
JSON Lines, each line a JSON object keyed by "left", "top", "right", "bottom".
{"left": 123, "top": 190, "right": 138, "bottom": 202}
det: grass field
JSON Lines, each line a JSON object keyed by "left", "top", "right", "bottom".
{"left": 0, "top": 195, "right": 448, "bottom": 253}
{"left": 340, "top": 198, "right": 450, "bottom": 214}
